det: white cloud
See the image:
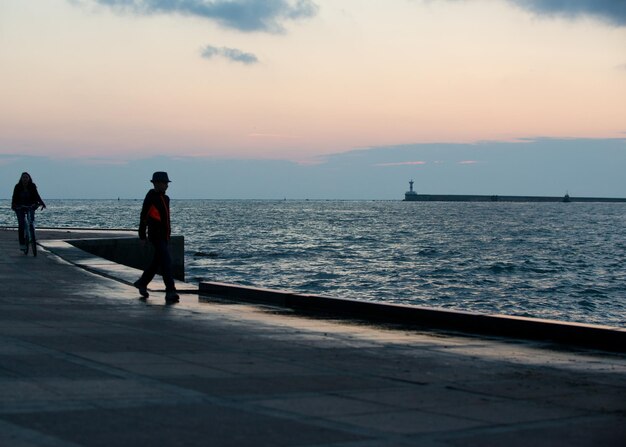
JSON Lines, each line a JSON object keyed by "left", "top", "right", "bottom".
{"left": 201, "top": 45, "right": 259, "bottom": 64}
{"left": 506, "top": 0, "right": 626, "bottom": 26}
{"left": 76, "top": 0, "right": 319, "bottom": 32}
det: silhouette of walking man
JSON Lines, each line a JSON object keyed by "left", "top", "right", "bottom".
{"left": 133, "top": 171, "right": 179, "bottom": 303}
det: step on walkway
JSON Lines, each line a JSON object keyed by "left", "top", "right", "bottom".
{"left": 0, "top": 229, "right": 625, "bottom": 446}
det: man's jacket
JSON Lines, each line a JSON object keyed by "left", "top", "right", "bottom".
{"left": 139, "top": 189, "right": 171, "bottom": 241}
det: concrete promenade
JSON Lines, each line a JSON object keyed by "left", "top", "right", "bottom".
{"left": 1, "top": 229, "right": 625, "bottom": 446}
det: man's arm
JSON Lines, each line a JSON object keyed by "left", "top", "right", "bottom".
{"left": 138, "top": 193, "right": 150, "bottom": 240}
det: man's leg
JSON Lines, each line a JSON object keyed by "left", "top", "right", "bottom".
{"left": 134, "top": 243, "right": 160, "bottom": 298}
{"left": 153, "top": 240, "right": 178, "bottom": 302}
{"left": 154, "top": 240, "right": 176, "bottom": 291}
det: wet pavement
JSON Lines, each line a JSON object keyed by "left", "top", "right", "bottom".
{"left": 0, "top": 229, "right": 625, "bottom": 446}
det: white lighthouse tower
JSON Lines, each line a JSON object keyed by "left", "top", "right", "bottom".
{"left": 404, "top": 179, "right": 418, "bottom": 201}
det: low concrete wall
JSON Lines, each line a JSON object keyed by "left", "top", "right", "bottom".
{"left": 199, "top": 281, "right": 626, "bottom": 352}
{"left": 68, "top": 236, "right": 184, "bottom": 280}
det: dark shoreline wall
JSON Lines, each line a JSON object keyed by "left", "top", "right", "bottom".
{"left": 68, "top": 236, "right": 185, "bottom": 280}
{"left": 404, "top": 194, "right": 626, "bottom": 203}
{"left": 199, "top": 281, "right": 626, "bottom": 352}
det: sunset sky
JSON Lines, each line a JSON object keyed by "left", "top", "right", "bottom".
{"left": 1, "top": 0, "right": 625, "bottom": 198}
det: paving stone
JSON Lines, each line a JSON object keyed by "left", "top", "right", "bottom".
{"left": 252, "top": 394, "right": 394, "bottom": 417}
{"left": 0, "top": 355, "right": 120, "bottom": 379}
{"left": 0, "top": 229, "right": 623, "bottom": 446}
{"left": 333, "top": 408, "right": 487, "bottom": 435}
{"left": 3, "top": 404, "right": 369, "bottom": 447}
{"left": 442, "top": 414, "right": 626, "bottom": 447}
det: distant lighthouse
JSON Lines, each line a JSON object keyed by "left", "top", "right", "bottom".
{"left": 404, "top": 180, "right": 418, "bottom": 201}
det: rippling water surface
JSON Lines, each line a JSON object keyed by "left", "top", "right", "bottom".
{"left": 2, "top": 199, "right": 624, "bottom": 327}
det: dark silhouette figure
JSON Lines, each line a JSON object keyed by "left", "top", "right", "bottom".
{"left": 11, "top": 172, "right": 46, "bottom": 251}
{"left": 133, "top": 172, "right": 179, "bottom": 303}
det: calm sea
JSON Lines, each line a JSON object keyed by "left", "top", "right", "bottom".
{"left": 2, "top": 199, "right": 625, "bottom": 328}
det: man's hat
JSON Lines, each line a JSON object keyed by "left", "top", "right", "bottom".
{"left": 151, "top": 171, "right": 171, "bottom": 183}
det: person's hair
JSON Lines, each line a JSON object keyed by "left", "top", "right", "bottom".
{"left": 17, "top": 172, "right": 34, "bottom": 188}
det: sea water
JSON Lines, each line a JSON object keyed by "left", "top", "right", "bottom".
{"left": 1, "top": 199, "right": 624, "bottom": 327}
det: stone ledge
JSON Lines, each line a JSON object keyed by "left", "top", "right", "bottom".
{"left": 199, "top": 281, "right": 626, "bottom": 352}
{"left": 67, "top": 235, "right": 185, "bottom": 281}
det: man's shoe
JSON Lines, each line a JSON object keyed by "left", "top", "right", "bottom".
{"left": 133, "top": 280, "right": 149, "bottom": 298}
{"left": 19, "top": 244, "right": 26, "bottom": 253}
{"left": 165, "top": 291, "right": 180, "bottom": 303}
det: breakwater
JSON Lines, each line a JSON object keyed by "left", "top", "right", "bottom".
{"left": 404, "top": 194, "right": 626, "bottom": 202}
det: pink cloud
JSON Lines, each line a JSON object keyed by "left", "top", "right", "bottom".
{"left": 248, "top": 133, "right": 301, "bottom": 139}
{"left": 375, "top": 161, "right": 427, "bottom": 167}
{"left": 75, "top": 158, "right": 131, "bottom": 167}
{"left": 459, "top": 160, "right": 479, "bottom": 164}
